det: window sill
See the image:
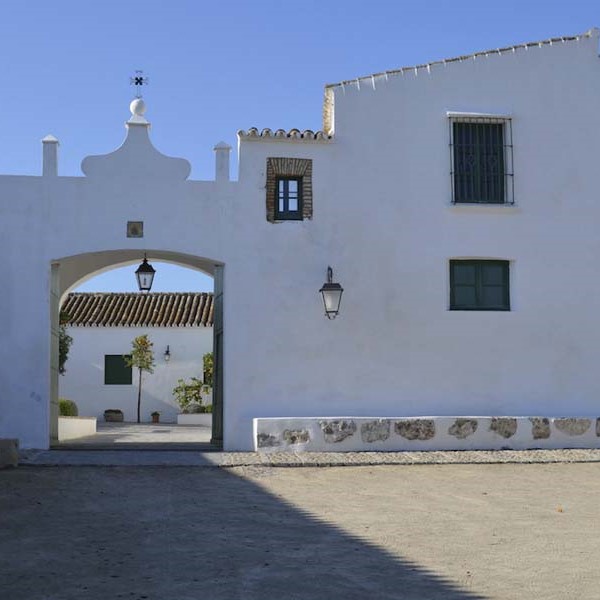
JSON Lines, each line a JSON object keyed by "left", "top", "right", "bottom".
{"left": 448, "top": 203, "right": 520, "bottom": 213}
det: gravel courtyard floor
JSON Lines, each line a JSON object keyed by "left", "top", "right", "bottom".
{"left": 2, "top": 459, "right": 600, "bottom": 599}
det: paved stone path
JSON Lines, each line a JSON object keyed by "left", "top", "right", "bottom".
{"left": 19, "top": 447, "right": 600, "bottom": 467}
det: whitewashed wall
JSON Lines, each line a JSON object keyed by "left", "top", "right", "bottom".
{"left": 1, "top": 31, "right": 600, "bottom": 450}
{"left": 59, "top": 326, "right": 213, "bottom": 423}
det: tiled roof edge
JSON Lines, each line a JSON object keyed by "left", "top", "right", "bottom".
{"left": 237, "top": 128, "right": 333, "bottom": 142}
{"left": 325, "top": 28, "right": 599, "bottom": 90}
{"left": 61, "top": 292, "right": 214, "bottom": 328}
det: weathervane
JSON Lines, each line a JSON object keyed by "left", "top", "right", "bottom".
{"left": 130, "top": 70, "right": 149, "bottom": 98}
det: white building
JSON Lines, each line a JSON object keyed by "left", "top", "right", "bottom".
{"left": 2, "top": 29, "right": 600, "bottom": 451}
{"left": 59, "top": 292, "right": 213, "bottom": 423}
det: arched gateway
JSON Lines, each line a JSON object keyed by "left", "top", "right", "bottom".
{"left": 0, "top": 98, "right": 237, "bottom": 449}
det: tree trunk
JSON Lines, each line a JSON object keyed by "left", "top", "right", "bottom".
{"left": 137, "top": 368, "right": 142, "bottom": 423}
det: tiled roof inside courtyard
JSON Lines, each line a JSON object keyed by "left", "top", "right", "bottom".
{"left": 62, "top": 292, "right": 213, "bottom": 327}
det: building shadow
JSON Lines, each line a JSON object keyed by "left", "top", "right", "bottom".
{"left": 0, "top": 466, "right": 488, "bottom": 600}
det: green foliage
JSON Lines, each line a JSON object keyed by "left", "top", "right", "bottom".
{"left": 58, "top": 310, "right": 73, "bottom": 375}
{"left": 59, "top": 398, "right": 78, "bottom": 417}
{"left": 203, "top": 352, "right": 214, "bottom": 386}
{"left": 173, "top": 377, "right": 203, "bottom": 412}
{"left": 125, "top": 335, "right": 155, "bottom": 374}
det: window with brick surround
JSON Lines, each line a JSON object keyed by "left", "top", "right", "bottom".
{"left": 266, "top": 158, "right": 312, "bottom": 222}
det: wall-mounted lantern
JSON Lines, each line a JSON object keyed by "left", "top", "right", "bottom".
{"left": 135, "top": 254, "right": 155, "bottom": 291}
{"left": 319, "top": 266, "right": 344, "bottom": 319}
{"left": 164, "top": 345, "right": 171, "bottom": 362}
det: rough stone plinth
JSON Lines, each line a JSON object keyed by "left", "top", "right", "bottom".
{"left": 395, "top": 419, "right": 435, "bottom": 441}
{"left": 489, "top": 417, "right": 517, "bottom": 439}
{"left": 320, "top": 420, "right": 356, "bottom": 443}
{"left": 554, "top": 418, "right": 591, "bottom": 436}
{"left": 0, "top": 439, "right": 18, "bottom": 468}
{"left": 530, "top": 417, "right": 551, "bottom": 439}
{"left": 361, "top": 420, "right": 390, "bottom": 443}
{"left": 283, "top": 429, "right": 310, "bottom": 444}
{"left": 448, "top": 419, "right": 478, "bottom": 439}
{"left": 257, "top": 433, "right": 280, "bottom": 448}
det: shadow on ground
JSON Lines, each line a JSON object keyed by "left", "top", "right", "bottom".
{"left": 0, "top": 466, "right": 486, "bottom": 600}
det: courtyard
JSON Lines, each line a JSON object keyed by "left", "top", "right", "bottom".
{"left": 2, "top": 459, "right": 599, "bottom": 599}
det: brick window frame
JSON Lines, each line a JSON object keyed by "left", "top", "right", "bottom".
{"left": 266, "top": 158, "right": 313, "bottom": 222}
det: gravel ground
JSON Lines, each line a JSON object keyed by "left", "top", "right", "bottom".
{"left": 19, "top": 447, "right": 600, "bottom": 467}
{"left": 2, "top": 462, "right": 600, "bottom": 599}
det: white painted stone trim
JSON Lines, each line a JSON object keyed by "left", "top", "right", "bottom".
{"left": 58, "top": 417, "right": 97, "bottom": 441}
{"left": 177, "top": 414, "right": 212, "bottom": 426}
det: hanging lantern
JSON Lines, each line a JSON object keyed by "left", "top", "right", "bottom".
{"left": 135, "top": 254, "right": 155, "bottom": 291}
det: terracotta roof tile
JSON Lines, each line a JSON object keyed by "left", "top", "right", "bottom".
{"left": 237, "top": 127, "right": 332, "bottom": 142}
{"left": 62, "top": 292, "right": 213, "bottom": 327}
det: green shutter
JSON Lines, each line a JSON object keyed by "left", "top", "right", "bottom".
{"left": 104, "top": 354, "right": 132, "bottom": 385}
{"left": 450, "top": 260, "right": 509, "bottom": 311}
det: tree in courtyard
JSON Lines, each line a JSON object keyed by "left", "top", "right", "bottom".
{"left": 125, "top": 334, "right": 155, "bottom": 423}
{"left": 203, "top": 351, "right": 214, "bottom": 387}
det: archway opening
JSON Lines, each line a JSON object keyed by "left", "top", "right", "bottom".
{"left": 50, "top": 250, "right": 224, "bottom": 449}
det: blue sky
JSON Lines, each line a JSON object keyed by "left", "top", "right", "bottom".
{"left": 1, "top": 0, "right": 598, "bottom": 291}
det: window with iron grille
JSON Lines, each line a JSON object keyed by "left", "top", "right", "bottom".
{"left": 450, "top": 260, "right": 510, "bottom": 311}
{"left": 450, "top": 117, "right": 514, "bottom": 204}
{"left": 275, "top": 177, "right": 303, "bottom": 220}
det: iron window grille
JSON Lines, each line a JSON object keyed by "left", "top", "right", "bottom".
{"left": 449, "top": 260, "right": 510, "bottom": 311}
{"left": 275, "top": 176, "right": 303, "bottom": 220}
{"left": 449, "top": 117, "right": 514, "bottom": 205}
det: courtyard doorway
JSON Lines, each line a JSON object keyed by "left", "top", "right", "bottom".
{"left": 50, "top": 250, "right": 224, "bottom": 450}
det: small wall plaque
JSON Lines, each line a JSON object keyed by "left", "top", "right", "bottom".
{"left": 127, "top": 221, "right": 144, "bottom": 238}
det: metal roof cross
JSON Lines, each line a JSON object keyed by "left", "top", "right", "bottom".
{"left": 130, "top": 70, "right": 149, "bottom": 98}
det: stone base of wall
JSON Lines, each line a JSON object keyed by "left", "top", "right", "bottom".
{"left": 254, "top": 416, "right": 600, "bottom": 452}
{"left": 0, "top": 439, "right": 18, "bottom": 468}
{"left": 58, "top": 417, "right": 97, "bottom": 441}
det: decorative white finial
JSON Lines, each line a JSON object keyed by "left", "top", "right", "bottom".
{"left": 128, "top": 70, "right": 149, "bottom": 125}
{"left": 130, "top": 98, "right": 146, "bottom": 116}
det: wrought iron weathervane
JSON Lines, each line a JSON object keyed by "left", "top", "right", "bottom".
{"left": 130, "top": 70, "right": 149, "bottom": 98}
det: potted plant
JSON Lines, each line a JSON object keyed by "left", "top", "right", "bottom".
{"left": 104, "top": 409, "right": 124, "bottom": 422}
{"left": 173, "top": 378, "right": 212, "bottom": 425}
{"left": 151, "top": 411, "right": 160, "bottom": 423}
